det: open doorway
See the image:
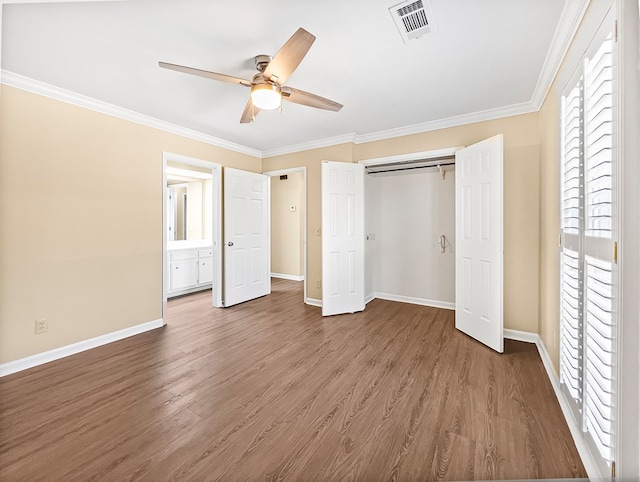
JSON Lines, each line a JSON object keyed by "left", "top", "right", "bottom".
{"left": 162, "top": 152, "right": 222, "bottom": 321}
{"left": 264, "top": 167, "right": 307, "bottom": 302}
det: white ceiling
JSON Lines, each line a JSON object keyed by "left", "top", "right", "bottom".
{"left": 2, "top": 0, "right": 574, "bottom": 154}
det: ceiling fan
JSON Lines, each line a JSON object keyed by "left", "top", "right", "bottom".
{"left": 159, "top": 28, "right": 343, "bottom": 124}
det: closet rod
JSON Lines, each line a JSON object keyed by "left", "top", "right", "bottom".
{"left": 366, "top": 160, "right": 455, "bottom": 175}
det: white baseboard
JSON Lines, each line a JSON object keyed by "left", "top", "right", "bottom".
{"left": 373, "top": 292, "right": 455, "bottom": 310}
{"left": 503, "top": 329, "right": 602, "bottom": 481}
{"left": 503, "top": 328, "right": 540, "bottom": 343}
{"left": 0, "top": 318, "right": 164, "bottom": 377}
{"left": 305, "top": 297, "right": 322, "bottom": 307}
{"left": 271, "top": 273, "right": 304, "bottom": 282}
{"left": 307, "top": 293, "right": 453, "bottom": 310}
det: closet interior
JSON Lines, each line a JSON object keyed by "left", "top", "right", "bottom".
{"left": 364, "top": 160, "right": 456, "bottom": 309}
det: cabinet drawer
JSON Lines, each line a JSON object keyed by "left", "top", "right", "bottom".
{"left": 170, "top": 249, "right": 197, "bottom": 262}
{"left": 198, "top": 248, "right": 213, "bottom": 259}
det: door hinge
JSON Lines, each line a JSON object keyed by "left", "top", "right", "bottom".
{"left": 613, "top": 241, "right": 618, "bottom": 264}
{"left": 612, "top": 460, "right": 616, "bottom": 479}
{"left": 559, "top": 234, "right": 562, "bottom": 247}
{"left": 614, "top": 20, "right": 618, "bottom": 43}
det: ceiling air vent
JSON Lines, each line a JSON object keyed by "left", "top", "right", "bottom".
{"left": 389, "top": 0, "right": 436, "bottom": 43}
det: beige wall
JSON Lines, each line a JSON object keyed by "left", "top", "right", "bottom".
{"left": 538, "top": 87, "right": 561, "bottom": 373}
{"left": 0, "top": 84, "right": 544, "bottom": 364}
{"left": 270, "top": 171, "right": 303, "bottom": 277}
{"left": 262, "top": 143, "right": 353, "bottom": 300}
{"left": 0, "top": 86, "right": 259, "bottom": 364}
{"left": 264, "top": 114, "right": 541, "bottom": 333}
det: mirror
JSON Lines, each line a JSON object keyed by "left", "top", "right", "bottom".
{"left": 166, "top": 163, "right": 213, "bottom": 242}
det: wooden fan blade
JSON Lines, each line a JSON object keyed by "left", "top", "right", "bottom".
{"left": 282, "top": 86, "right": 343, "bottom": 112}
{"left": 240, "top": 99, "right": 260, "bottom": 123}
{"left": 159, "top": 61, "right": 252, "bottom": 86}
{"left": 263, "top": 28, "right": 315, "bottom": 85}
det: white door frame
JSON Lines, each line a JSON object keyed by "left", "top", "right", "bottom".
{"left": 162, "top": 152, "right": 223, "bottom": 321}
{"left": 263, "top": 167, "right": 308, "bottom": 303}
{"left": 617, "top": 0, "right": 640, "bottom": 478}
{"left": 358, "top": 146, "right": 464, "bottom": 169}
{"left": 358, "top": 145, "right": 464, "bottom": 307}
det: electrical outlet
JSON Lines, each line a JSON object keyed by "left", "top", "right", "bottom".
{"left": 35, "top": 319, "right": 48, "bottom": 335}
{"left": 316, "top": 279, "right": 321, "bottom": 289}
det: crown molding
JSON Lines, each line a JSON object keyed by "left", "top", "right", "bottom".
{"left": 263, "top": 101, "right": 537, "bottom": 158}
{"left": 530, "top": 0, "right": 591, "bottom": 109}
{"left": 355, "top": 101, "right": 539, "bottom": 145}
{"left": 3, "top": 68, "right": 538, "bottom": 160}
{"left": 1, "top": 70, "right": 262, "bottom": 159}
{"left": 261, "top": 133, "right": 358, "bottom": 158}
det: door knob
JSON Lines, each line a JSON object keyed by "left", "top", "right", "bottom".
{"left": 227, "top": 241, "right": 234, "bottom": 247}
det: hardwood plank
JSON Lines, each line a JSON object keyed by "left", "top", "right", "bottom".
{"left": 0, "top": 279, "right": 586, "bottom": 480}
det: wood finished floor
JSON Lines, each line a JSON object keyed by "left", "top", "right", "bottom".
{"left": 0, "top": 279, "right": 586, "bottom": 481}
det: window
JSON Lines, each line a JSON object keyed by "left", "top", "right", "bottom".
{"left": 559, "top": 21, "right": 617, "bottom": 478}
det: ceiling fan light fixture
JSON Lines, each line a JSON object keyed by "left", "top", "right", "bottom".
{"left": 250, "top": 83, "right": 281, "bottom": 110}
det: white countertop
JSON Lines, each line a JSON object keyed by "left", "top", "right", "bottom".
{"left": 168, "top": 240, "right": 213, "bottom": 251}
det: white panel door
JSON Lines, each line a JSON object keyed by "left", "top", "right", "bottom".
{"left": 321, "top": 161, "right": 365, "bottom": 316}
{"left": 455, "top": 135, "right": 504, "bottom": 352}
{"left": 224, "top": 167, "right": 270, "bottom": 307}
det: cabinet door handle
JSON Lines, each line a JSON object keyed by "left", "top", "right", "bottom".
{"left": 227, "top": 241, "right": 234, "bottom": 247}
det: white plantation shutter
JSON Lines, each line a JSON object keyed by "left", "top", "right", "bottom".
{"left": 585, "top": 37, "right": 614, "bottom": 238}
{"left": 562, "top": 82, "right": 583, "bottom": 237}
{"left": 560, "top": 76, "right": 584, "bottom": 416}
{"left": 560, "top": 249, "right": 581, "bottom": 402}
{"left": 583, "top": 34, "right": 616, "bottom": 465}
{"left": 559, "top": 28, "right": 617, "bottom": 476}
{"left": 584, "top": 256, "right": 614, "bottom": 460}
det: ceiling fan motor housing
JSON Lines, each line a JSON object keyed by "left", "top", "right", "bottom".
{"left": 254, "top": 55, "right": 273, "bottom": 73}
